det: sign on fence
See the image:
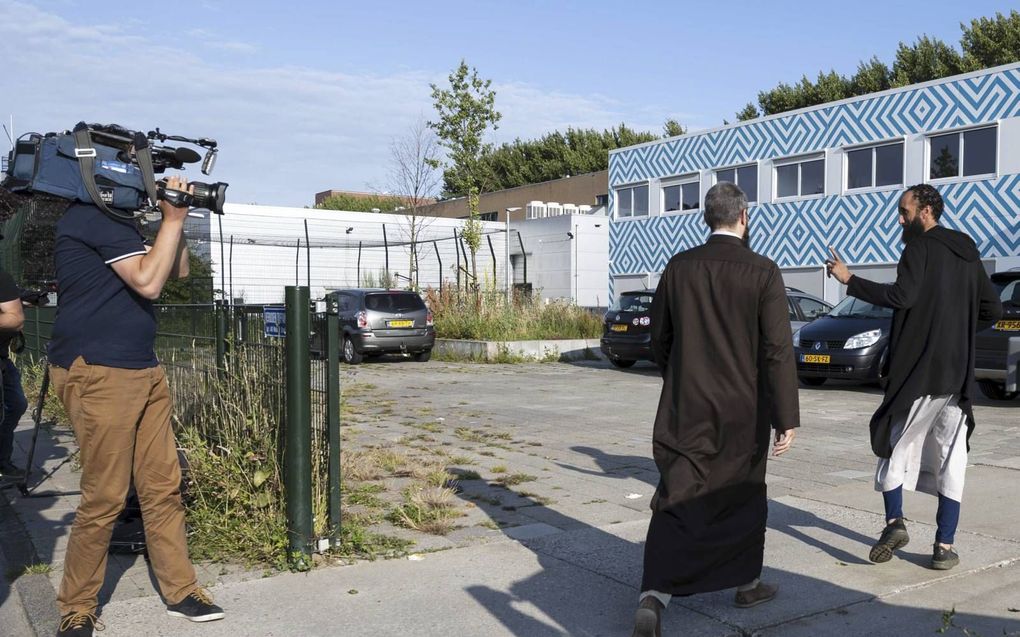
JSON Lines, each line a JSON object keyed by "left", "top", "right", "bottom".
{"left": 264, "top": 306, "right": 286, "bottom": 337}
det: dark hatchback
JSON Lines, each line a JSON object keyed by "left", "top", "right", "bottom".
{"left": 324, "top": 289, "right": 434, "bottom": 364}
{"left": 793, "top": 296, "right": 892, "bottom": 385}
{"left": 600, "top": 290, "right": 655, "bottom": 368}
{"left": 974, "top": 270, "right": 1020, "bottom": 400}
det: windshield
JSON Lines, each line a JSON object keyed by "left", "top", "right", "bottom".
{"left": 992, "top": 278, "right": 1020, "bottom": 307}
{"left": 365, "top": 293, "right": 425, "bottom": 312}
{"left": 610, "top": 293, "right": 654, "bottom": 313}
{"left": 828, "top": 296, "right": 893, "bottom": 319}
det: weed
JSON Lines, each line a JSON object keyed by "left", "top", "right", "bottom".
{"left": 22, "top": 563, "right": 52, "bottom": 575}
{"left": 389, "top": 485, "right": 462, "bottom": 535}
{"left": 496, "top": 473, "right": 537, "bottom": 487}
{"left": 490, "top": 465, "right": 508, "bottom": 474}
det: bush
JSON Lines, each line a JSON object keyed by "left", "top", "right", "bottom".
{"left": 423, "top": 287, "right": 602, "bottom": 341}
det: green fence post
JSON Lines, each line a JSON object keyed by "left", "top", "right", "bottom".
{"left": 34, "top": 307, "right": 41, "bottom": 361}
{"left": 215, "top": 301, "right": 227, "bottom": 376}
{"left": 285, "top": 286, "right": 312, "bottom": 568}
{"left": 325, "top": 293, "right": 342, "bottom": 546}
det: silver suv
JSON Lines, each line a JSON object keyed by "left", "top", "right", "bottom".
{"left": 327, "top": 289, "right": 435, "bottom": 364}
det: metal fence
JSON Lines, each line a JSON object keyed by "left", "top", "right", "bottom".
{"left": 22, "top": 290, "right": 339, "bottom": 565}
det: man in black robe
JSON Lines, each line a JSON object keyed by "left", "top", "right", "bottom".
{"left": 827, "top": 184, "right": 1001, "bottom": 571}
{"left": 630, "top": 182, "right": 800, "bottom": 637}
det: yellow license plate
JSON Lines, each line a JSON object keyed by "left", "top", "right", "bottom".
{"left": 610, "top": 324, "right": 628, "bottom": 332}
{"left": 994, "top": 320, "right": 1020, "bottom": 331}
{"left": 802, "top": 354, "right": 831, "bottom": 364}
{"left": 387, "top": 320, "right": 413, "bottom": 328}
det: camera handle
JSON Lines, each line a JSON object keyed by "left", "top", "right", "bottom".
{"left": 72, "top": 122, "right": 160, "bottom": 220}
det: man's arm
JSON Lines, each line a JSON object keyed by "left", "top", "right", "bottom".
{"left": 759, "top": 265, "right": 800, "bottom": 441}
{"left": 172, "top": 240, "right": 190, "bottom": 280}
{"left": 976, "top": 264, "right": 1003, "bottom": 331}
{"left": 649, "top": 265, "right": 673, "bottom": 375}
{"left": 110, "top": 176, "right": 191, "bottom": 299}
{"left": 840, "top": 241, "right": 926, "bottom": 310}
{"left": 0, "top": 299, "right": 24, "bottom": 332}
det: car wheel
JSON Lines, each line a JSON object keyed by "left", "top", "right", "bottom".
{"left": 610, "top": 358, "right": 635, "bottom": 368}
{"left": 799, "top": 376, "right": 827, "bottom": 386}
{"left": 412, "top": 350, "right": 432, "bottom": 362}
{"left": 977, "top": 380, "right": 1019, "bottom": 401}
{"left": 341, "top": 336, "right": 363, "bottom": 365}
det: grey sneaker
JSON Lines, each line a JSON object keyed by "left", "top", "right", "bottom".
{"left": 870, "top": 519, "right": 910, "bottom": 563}
{"left": 931, "top": 544, "right": 959, "bottom": 570}
{"left": 630, "top": 596, "right": 662, "bottom": 637}
{"left": 166, "top": 588, "right": 224, "bottom": 622}
{"left": 734, "top": 581, "right": 778, "bottom": 608}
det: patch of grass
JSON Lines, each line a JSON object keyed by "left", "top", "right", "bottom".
{"left": 496, "top": 473, "right": 537, "bottom": 487}
{"left": 416, "top": 422, "right": 443, "bottom": 433}
{"left": 22, "top": 563, "right": 52, "bottom": 575}
{"left": 331, "top": 513, "right": 413, "bottom": 560}
{"left": 517, "top": 491, "right": 554, "bottom": 506}
{"left": 345, "top": 483, "right": 387, "bottom": 508}
{"left": 468, "top": 494, "right": 502, "bottom": 506}
{"left": 389, "top": 485, "right": 462, "bottom": 535}
{"left": 425, "top": 288, "right": 602, "bottom": 341}
{"left": 448, "top": 455, "right": 474, "bottom": 465}
{"left": 490, "top": 465, "right": 508, "bottom": 474}
{"left": 478, "top": 451, "right": 496, "bottom": 457}
{"left": 454, "top": 469, "right": 482, "bottom": 481}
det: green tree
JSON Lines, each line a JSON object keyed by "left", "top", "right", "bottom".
{"left": 428, "top": 60, "right": 502, "bottom": 285}
{"left": 891, "top": 35, "right": 968, "bottom": 86}
{"left": 960, "top": 10, "right": 1020, "bottom": 69}
{"left": 316, "top": 193, "right": 406, "bottom": 213}
{"left": 159, "top": 252, "right": 214, "bottom": 304}
{"left": 663, "top": 118, "right": 686, "bottom": 137}
{"left": 735, "top": 102, "right": 760, "bottom": 121}
{"left": 849, "top": 57, "right": 893, "bottom": 95}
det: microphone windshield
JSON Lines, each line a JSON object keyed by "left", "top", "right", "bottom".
{"left": 174, "top": 147, "right": 202, "bottom": 164}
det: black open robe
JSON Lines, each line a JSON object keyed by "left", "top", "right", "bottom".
{"left": 642, "top": 235, "right": 800, "bottom": 596}
{"left": 846, "top": 226, "right": 1002, "bottom": 459}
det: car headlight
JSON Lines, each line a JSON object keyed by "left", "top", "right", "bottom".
{"left": 844, "top": 329, "right": 882, "bottom": 350}
{"left": 792, "top": 328, "right": 802, "bottom": 348}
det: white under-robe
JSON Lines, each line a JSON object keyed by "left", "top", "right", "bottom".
{"left": 874, "top": 394, "right": 968, "bottom": 502}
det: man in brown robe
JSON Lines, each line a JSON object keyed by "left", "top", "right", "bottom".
{"left": 630, "top": 182, "right": 800, "bottom": 637}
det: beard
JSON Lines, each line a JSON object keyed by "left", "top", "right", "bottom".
{"left": 901, "top": 216, "right": 926, "bottom": 244}
{"left": 742, "top": 222, "right": 752, "bottom": 250}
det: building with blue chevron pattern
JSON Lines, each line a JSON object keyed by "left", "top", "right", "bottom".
{"left": 608, "top": 63, "right": 1020, "bottom": 303}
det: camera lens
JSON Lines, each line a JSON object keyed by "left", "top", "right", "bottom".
{"left": 190, "top": 181, "right": 228, "bottom": 215}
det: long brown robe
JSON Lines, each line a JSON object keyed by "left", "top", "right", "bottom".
{"left": 642, "top": 234, "right": 799, "bottom": 595}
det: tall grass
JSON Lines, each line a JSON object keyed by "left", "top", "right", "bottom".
{"left": 424, "top": 287, "right": 603, "bottom": 341}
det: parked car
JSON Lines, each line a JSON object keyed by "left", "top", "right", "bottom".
{"left": 323, "top": 289, "right": 434, "bottom": 364}
{"left": 600, "top": 287, "right": 831, "bottom": 369}
{"left": 974, "top": 269, "right": 1020, "bottom": 400}
{"left": 793, "top": 295, "right": 892, "bottom": 386}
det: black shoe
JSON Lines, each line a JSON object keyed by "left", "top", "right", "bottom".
{"left": 932, "top": 544, "right": 959, "bottom": 570}
{"left": 734, "top": 581, "right": 778, "bottom": 608}
{"left": 630, "top": 596, "right": 663, "bottom": 637}
{"left": 0, "top": 461, "right": 24, "bottom": 480}
{"left": 57, "top": 611, "right": 103, "bottom": 636}
{"left": 166, "top": 588, "right": 224, "bottom": 622}
{"left": 869, "top": 518, "right": 910, "bottom": 563}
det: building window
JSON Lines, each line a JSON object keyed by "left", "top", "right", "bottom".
{"left": 479, "top": 211, "right": 497, "bottom": 221}
{"left": 662, "top": 176, "right": 700, "bottom": 213}
{"left": 775, "top": 155, "right": 825, "bottom": 199}
{"left": 929, "top": 126, "right": 997, "bottom": 180}
{"left": 846, "top": 141, "right": 904, "bottom": 190}
{"left": 715, "top": 164, "right": 758, "bottom": 203}
{"left": 616, "top": 184, "right": 649, "bottom": 218}
{"left": 595, "top": 193, "right": 609, "bottom": 206}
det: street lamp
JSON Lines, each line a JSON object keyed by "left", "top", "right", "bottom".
{"left": 505, "top": 207, "right": 522, "bottom": 304}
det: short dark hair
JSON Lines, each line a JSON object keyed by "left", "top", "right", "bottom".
{"left": 905, "top": 184, "right": 944, "bottom": 222}
{"left": 703, "top": 182, "right": 747, "bottom": 230}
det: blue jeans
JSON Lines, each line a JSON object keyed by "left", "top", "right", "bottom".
{"left": 0, "top": 358, "right": 29, "bottom": 466}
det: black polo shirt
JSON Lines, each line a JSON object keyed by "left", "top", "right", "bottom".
{"left": 0, "top": 270, "right": 20, "bottom": 358}
{"left": 48, "top": 204, "right": 158, "bottom": 369}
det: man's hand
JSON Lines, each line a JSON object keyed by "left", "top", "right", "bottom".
{"left": 159, "top": 175, "right": 193, "bottom": 225}
{"left": 773, "top": 428, "right": 796, "bottom": 457}
{"left": 825, "top": 246, "right": 852, "bottom": 284}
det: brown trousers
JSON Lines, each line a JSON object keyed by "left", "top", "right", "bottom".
{"left": 51, "top": 358, "right": 197, "bottom": 614}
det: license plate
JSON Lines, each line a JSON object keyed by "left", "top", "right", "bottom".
{"left": 994, "top": 320, "right": 1020, "bottom": 331}
{"left": 801, "top": 354, "right": 831, "bottom": 364}
{"left": 610, "top": 324, "right": 628, "bottom": 332}
{"left": 387, "top": 320, "right": 413, "bottom": 328}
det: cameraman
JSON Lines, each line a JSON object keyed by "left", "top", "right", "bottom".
{"left": 0, "top": 257, "right": 27, "bottom": 481}
{"left": 48, "top": 176, "right": 223, "bottom": 637}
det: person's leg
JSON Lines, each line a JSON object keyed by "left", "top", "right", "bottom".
{"left": 131, "top": 365, "right": 199, "bottom": 606}
{"left": 936, "top": 493, "right": 960, "bottom": 546}
{"left": 55, "top": 362, "right": 147, "bottom": 616}
{"left": 883, "top": 485, "right": 904, "bottom": 523}
{"left": 0, "top": 358, "right": 28, "bottom": 471}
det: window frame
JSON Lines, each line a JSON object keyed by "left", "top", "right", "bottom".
{"left": 613, "top": 181, "right": 651, "bottom": 222}
{"left": 660, "top": 172, "right": 702, "bottom": 216}
{"left": 713, "top": 161, "right": 759, "bottom": 204}
{"left": 925, "top": 123, "right": 999, "bottom": 185}
{"left": 842, "top": 137, "right": 906, "bottom": 194}
{"left": 772, "top": 152, "right": 827, "bottom": 202}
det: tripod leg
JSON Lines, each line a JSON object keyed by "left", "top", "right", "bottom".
{"left": 18, "top": 363, "right": 49, "bottom": 494}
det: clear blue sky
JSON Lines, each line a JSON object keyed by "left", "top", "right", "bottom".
{"left": 0, "top": 0, "right": 1015, "bottom": 206}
